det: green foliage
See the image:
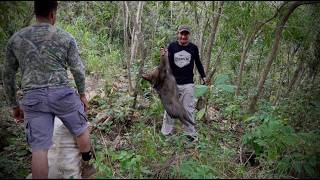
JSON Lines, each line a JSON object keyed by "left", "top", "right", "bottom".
{"left": 146, "top": 96, "right": 165, "bottom": 118}
{"left": 91, "top": 116, "right": 248, "bottom": 179}
{"left": 283, "top": 5, "right": 318, "bottom": 46}
{"left": 0, "top": 156, "right": 29, "bottom": 178}
{"left": 93, "top": 125, "right": 161, "bottom": 178}
{"left": 0, "top": 100, "right": 30, "bottom": 179}
{"left": 0, "top": 1, "right": 33, "bottom": 83}
{"left": 111, "top": 94, "right": 135, "bottom": 123}
{"left": 176, "top": 158, "right": 217, "bottom": 179}
{"left": 112, "top": 150, "right": 144, "bottom": 178}
{"left": 275, "top": 80, "right": 320, "bottom": 132}
{"left": 214, "top": 74, "right": 236, "bottom": 93}
{"left": 207, "top": 74, "right": 248, "bottom": 122}
{"left": 94, "top": 160, "right": 114, "bottom": 178}
{"left": 243, "top": 114, "right": 320, "bottom": 177}
{"left": 196, "top": 108, "right": 206, "bottom": 121}
{"left": 194, "top": 85, "right": 208, "bottom": 98}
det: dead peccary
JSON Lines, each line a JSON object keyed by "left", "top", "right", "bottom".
{"left": 142, "top": 49, "right": 195, "bottom": 126}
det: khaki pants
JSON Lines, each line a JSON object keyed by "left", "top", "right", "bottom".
{"left": 161, "top": 83, "right": 197, "bottom": 136}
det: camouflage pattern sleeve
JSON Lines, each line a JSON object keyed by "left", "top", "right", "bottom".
{"left": 3, "top": 42, "right": 19, "bottom": 107}
{"left": 67, "top": 37, "right": 85, "bottom": 94}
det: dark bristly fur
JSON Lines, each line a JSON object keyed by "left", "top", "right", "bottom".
{"left": 142, "top": 52, "right": 195, "bottom": 126}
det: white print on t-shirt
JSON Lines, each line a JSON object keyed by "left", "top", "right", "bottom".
{"left": 174, "top": 50, "right": 191, "bottom": 68}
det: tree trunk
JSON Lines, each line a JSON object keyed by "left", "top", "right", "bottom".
{"left": 205, "top": 1, "right": 224, "bottom": 74}
{"left": 255, "top": 45, "right": 265, "bottom": 86}
{"left": 123, "top": 1, "right": 133, "bottom": 93}
{"left": 193, "top": 1, "right": 200, "bottom": 47}
{"left": 122, "top": 2, "right": 129, "bottom": 47}
{"left": 248, "top": 1, "right": 317, "bottom": 113}
{"left": 131, "top": 1, "right": 145, "bottom": 109}
{"left": 288, "top": 60, "right": 303, "bottom": 93}
{"left": 192, "top": 2, "right": 208, "bottom": 59}
{"left": 286, "top": 44, "right": 291, "bottom": 87}
{"left": 200, "top": 18, "right": 210, "bottom": 60}
{"left": 285, "top": 44, "right": 301, "bottom": 93}
{"left": 109, "top": 10, "right": 118, "bottom": 42}
{"left": 127, "top": 1, "right": 144, "bottom": 94}
{"left": 207, "top": 39, "right": 227, "bottom": 83}
{"left": 192, "top": 2, "right": 210, "bottom": 81}
{"left": 132, "top": 32, "right": 146, "bottom": 109}
{"left": 235, "top": 3, "right": 285, "bottom": 96}
{"left": 151, "top": 1, "right": 160, "bottom": 48}
{"left": 273, "top": 43, "right": 300, "bottom": 105}
{"left": 273, "top": 59, "right": 286, "bottom": 106}
{"left": 170, "top": 1, "right": 173, "bottom": 24}
{"left": 235, "top": 37, "right": 250, "bottom": 96}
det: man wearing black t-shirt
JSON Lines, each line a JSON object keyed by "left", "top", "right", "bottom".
{"left": 161, "top": 25, "right": 206, "bottom": 141}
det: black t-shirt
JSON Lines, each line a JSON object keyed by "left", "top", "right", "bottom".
{"left": 167, "top": 41, "right": 206, "bottom": 85}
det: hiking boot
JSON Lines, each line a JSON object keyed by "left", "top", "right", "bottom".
{"left": 81, "top": 160, "right": 96, "bottom": 179}
{"left": 184, "top": 135, "right": 198, "bottom": 149}
{"left": 186, "top": 135, "right": 198, "bottom": 143}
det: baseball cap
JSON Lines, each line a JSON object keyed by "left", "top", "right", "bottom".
{"left": 178, "top": 25, "right": 191, "bottom": 33}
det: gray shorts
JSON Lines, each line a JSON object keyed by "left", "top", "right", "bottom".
{"left": 20, "top": 86, "right": 88, "bottom": 152}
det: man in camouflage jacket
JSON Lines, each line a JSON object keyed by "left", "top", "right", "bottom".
{"left": 3, "top": 1, "right": 95, "bottom": 178}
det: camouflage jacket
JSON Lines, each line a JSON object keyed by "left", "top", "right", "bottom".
{"left": 2, "top": 22, "right": 85, "bottom": 107}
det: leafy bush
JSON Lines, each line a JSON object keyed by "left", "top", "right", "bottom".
{"left": 176, "top": 158, "right": 217, "bottom": 179}
{"left": 243, "top": 115, "right": 320, "bottom": 178}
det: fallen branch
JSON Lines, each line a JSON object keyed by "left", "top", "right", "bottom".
{"left": 244, "top": 151, "right": 255, "bottom": 166}
{"left": 99, "top": 129, "right": 108, "bottom": 148}
{"left": 240, "top": 144, "right": 243, "bottom": 164}
{"left": 152, "top": 154, "right": 180, "bottom": 177}
{"left": 89, "top": 115, "right": 113, "bottom": 134}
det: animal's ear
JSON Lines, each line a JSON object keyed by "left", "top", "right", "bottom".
{"left": 142, "top": 73, "right": 152, "bottom": 81}
{"left": 152, "top": 68, "right": 160, "bottom": 78}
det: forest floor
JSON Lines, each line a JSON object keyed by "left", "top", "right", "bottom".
{"left": 84, "top": 74, "right": 266, "bottom": 178}
{"left": 0, "top": 74, "right": 270, "bottom": 179}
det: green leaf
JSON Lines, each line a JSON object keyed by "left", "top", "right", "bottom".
{"left": 216, "top": 84, "right": 236, "bottom": 93}
{"left": 244, "top": 115, "right": 256, "bottom": 122}
{"left": 157, "top": 37, "right": 166, "bottom": 46}
{"left": 196, "top": 108, "right": 206, "bottom": 121}
{"left": 304, "top": 163, "right": 317, "bottom": 177}
{"left": 294, "top": 161, "right": 304, "bottom": 175}
{"left": 16, "top": 150, "right": 28, "bottom": 157}
{"left": 194, "top": 85, "right": 209, "bottom": 98}
{"left": 214, "top": 74, "right": 230, "bottom": 85}
{"left": 141, "top": 167, "right": 151, "bottom": 175}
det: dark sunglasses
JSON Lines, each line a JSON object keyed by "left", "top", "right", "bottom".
{"left": 179, "top": 31, "right": 190, "bottom": 36}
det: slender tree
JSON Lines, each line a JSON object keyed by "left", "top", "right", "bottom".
{"left": 248, "top": 1, "right": 319, "bottom": 113}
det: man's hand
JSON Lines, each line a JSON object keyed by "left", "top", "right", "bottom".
{"left": 12, "top": 106, "right": 24, "bottom": 123}
{"left": 79, "top": 93, "right": 89, "bottom": 113}
{"left": 201, "top": 77, "right": 207, "bottom": 85}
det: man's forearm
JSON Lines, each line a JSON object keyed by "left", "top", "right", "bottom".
{"left": 73, "top": 72, "right": 85, "bottom": 94}
{"left": 196, "top": 63, "right": 206, "bottom": 78}
{"left": 3, "top": 72, "right": 18, "bottom": 107}
{"left": 70, "top": 67, "right": 85, "bottom": 94}
{"left": 4, "top": 43, "right": 19, "bottom": 107}
{"left": 194, "top": 50, "right": 206, "bottom": 78}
